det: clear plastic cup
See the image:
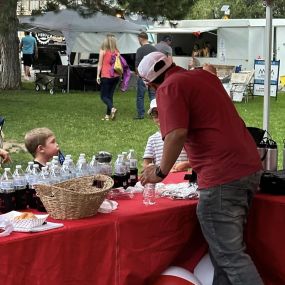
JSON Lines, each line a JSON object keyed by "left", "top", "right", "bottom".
{"left": 143, "top": 183, "right": 156, "bottom": 205}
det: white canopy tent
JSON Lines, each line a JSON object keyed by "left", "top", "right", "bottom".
{"left": 19, "top": 9, "right": 145, "bottom": 92}
{"left": 19, "top": 9, "right": 145, "bottom": 55}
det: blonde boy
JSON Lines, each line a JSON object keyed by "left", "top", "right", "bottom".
{"left": 24, "top": 128, "right": 59, "bottom": 167}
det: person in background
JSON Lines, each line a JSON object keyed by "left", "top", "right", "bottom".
{"left": 0, "top": 149, "right": 11, "bottom": 164}
{"left": 192, "top": 43, "right": 201, "bottom": 57}
{"left": 201, "top": 42, "right": 210, "bottom": 57}
{"left": 138, "top": 51, "right": 263, "bottom": 285}
{"left": 24, "top": 127, "right": 60, "bottom": 169}
{"left": 143, "top": 99, "right": 190, "bottom": 172}
{"left": 20, "top": 31, "right": 38, "bottom": 80}
{"left": 96, "top": 34, "right": 120, "bottom": 121}
{"left": 155, "top": 35, "right": 173, "bottom": 57}
{"left": 134, "top": 32, "right": 157, "bottom": 120}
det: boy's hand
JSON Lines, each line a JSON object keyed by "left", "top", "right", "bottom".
{"left": 0, "top": 149, "right": 12, "bottom": 163}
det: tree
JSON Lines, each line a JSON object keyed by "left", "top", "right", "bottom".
{"left": 187, "top": 0, "right": 285, "bottom": 20}
{"left": 0, "top": 0, "right": 21, "bottom": 90}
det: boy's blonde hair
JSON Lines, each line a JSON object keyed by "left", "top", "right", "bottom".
{"left": 101, "top": 34, "right": 118, "bottom": 52}
{"left": 24, "top": 127, "right": 54, "bottom": 157}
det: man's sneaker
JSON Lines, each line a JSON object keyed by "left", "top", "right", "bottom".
{"left": 110, "top": 108, "right": 117, "bottom": 120}
{"left": 101, "top": 115, "right": 110, "bottom": 121}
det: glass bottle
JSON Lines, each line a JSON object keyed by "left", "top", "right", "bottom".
{"left": 113, "top": 154, "right": 128, "bottom": 189}
{"left": 128, "top": 149, "right": 138, "bottom": 186}
{"left": 122, "top": 152, "right": 130, "bottom": 187}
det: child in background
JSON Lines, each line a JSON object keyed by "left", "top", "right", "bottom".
{"left": 24, "top": 127, "right": 60, "bottom": 168}
{"left": 143, "top": 99, "right": 190, "bottom": 172}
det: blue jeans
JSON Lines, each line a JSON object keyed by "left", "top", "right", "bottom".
{"left": 136, "top": 77, "right": 155, "bottom": 117}
{"left": 100, "top": 77, "right": 120, "bottom": 115}
{"left": 196, "top": 172, "right": 263, "bottom": 285}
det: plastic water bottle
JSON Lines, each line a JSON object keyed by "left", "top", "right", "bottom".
{"left": 0, "top": 168, "right": 16, "bottom": 213}
{"left": 122, "top": 152, "right": 130, "bottom": 186}
{"left": 25, "top": 161, "right": 34, "bottom": 184}
{"left": 76, "top": 154, "right": 89, "bottom": 177}
{"left": 27, "top": 164, "right": 41, "bottom": 209}
{"left": 13, "top": 165, "right": 28, "bottom": 210}
{"left": 36, "top": 166, "right": 50, "bottom": 212}
{"left": 50, "top": 161, "right": 62, "bottom": 184}
{"left": 89, "top": 155, "right": 99, "bottom": 175}
{"left": 143, "top": 183, "right": 156, "bottom": 206}
{"left": 113, "top": 154, "right": 128, "bottom": 188}
{"left": 38, "top": 166, "right": 51, "bottom": 185}
{"left": 60, "top": 160, "right": 72, "bottom": 181}
{"left": 128, "top": 149, "right": 138, "bottom": 186}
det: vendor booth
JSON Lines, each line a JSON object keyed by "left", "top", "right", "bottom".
{"left": 148, "top": 18, "right": 285, "bottom": 79}
{"left": 19, "top": 9, "right": 144, "bottom": 92}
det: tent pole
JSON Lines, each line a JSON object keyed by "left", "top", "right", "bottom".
{"left": 263, "top": 2, "right": 273, "bottom": 132}
{"left": 67, "top": 54, "right": 70, "bottom": 93}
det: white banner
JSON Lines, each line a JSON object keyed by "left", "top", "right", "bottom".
{"left": 253, "top": 60, "right": 280, "bottom": 97}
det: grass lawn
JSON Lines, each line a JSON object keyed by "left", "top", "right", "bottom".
{"left": 1, "top": 82, "right": 285, "bottom": 172}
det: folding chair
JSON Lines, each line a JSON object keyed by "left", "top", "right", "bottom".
{"left": 230, "top": 70, "right": 255, "bottom": 102}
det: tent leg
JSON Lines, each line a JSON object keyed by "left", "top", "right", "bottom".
{"left": 67, "top": 54, "right": 70, "bottom": 93}
{"left": 263, "top": 3, "right": 273, "bottom": 132}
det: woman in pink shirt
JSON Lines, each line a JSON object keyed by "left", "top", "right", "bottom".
{"left": 97, "top": 34, "right": 120, "bottom": 121}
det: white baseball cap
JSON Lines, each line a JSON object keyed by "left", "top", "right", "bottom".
{"left": 148, "top": 99, "right": 157, "bottom": 114}
{"left": 138, "top": 51, "right": 173, "bottom": 83}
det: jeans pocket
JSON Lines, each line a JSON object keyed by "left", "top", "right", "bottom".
{"left": 220, "top": 187, "right": 248, "bottom": 218}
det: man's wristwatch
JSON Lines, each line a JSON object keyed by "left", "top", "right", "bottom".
{"left": 155, "top": 166, "right": 167, "bottom": 179}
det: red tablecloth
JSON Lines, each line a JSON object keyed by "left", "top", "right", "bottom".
{"left": 0, "top": 172, "right": 207, "bottom": 285}
{"left": 1, "top": 172, "right": 284, "bottom": 285}
{"left": 246, "top": 193, "right": 285, "bottom": 285}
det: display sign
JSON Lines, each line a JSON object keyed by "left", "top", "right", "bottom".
{"left": 253, "top": 60, "right": 280, "bottom": 97}
{"left": 35, "top": 32, "right": 52, "bottom": 45}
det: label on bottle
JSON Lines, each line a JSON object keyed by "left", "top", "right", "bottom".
{"left": 130, "top": 159, "right": 137, "bottom": 169}
{"left": 0, "top": 181, "right": 14, "bottom": 192}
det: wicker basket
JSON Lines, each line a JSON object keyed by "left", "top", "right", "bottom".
{"left": 34, "top": 174, "right": 114, "bottom": 220}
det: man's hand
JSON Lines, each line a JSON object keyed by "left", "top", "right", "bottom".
{"left": 140, "top": 164, "right": 163, "bottom": 186}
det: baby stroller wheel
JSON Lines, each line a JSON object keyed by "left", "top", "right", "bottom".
{"left": 42, "top": 85, "right": 47, "bottom": 91}
{"left": 35, "top": 84, "right": 41, "bottom": 91}
{"left": 49, "top": 88, "right": 54, "bottom": 95}
{"left": 61, "top": 89, "right": 66, "bottom": 94}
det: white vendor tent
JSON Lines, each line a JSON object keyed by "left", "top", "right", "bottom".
{"left": 19, "top": 9, "right": 145, "bottom": 54}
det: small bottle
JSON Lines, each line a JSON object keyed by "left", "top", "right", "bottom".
{"left": 60, "top": 160, "right": 72, "bottom": 181}
{"left": 13, "top": 165, "right": 28, "bottom": 210}
{"left": 113, "top": 154, "right": 128, "bottom": 188}
{"left": 76, "top": 156, "right": 89, "bottom": 177}
{"left": 25, "top": 161, "right": 34, "bottom": 185}
{"left": 50, "top": 161, "right": 62, "bottom": 184}
{"left": 0, "top": 168, "right": 16, "bottom": 213}
{"left": 36, "top": 166, "right": 50, "bottom": 212}
{"left": 89, "top": 155, "right": 99, "bottom": 175}
{"left": 128, "top": 149, "right": 138, "bottom": 186}
{"left": 143, "top": 183, "right": 156, "bottom": 206}
{"left": 27, "top": 164, "right": 41, "bottom": 209}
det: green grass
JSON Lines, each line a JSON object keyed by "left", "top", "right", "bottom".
{"left": 1, "top": 82, "right": 285, "bottom": 171}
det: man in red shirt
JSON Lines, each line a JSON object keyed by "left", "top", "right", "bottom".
{"left": 139, "top": 52, "right": 263, "bottom": 285}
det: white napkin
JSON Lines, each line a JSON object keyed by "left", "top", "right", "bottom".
{"left": 98, "top": 199, "right": 118, "bottom": 214}
{"left": 0, "top": 217, "right": 14, "bottom": 237}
